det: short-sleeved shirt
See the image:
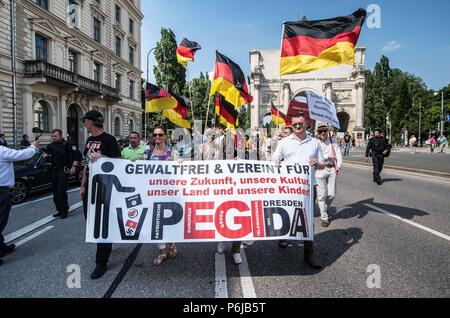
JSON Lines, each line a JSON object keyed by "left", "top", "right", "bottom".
{"left": 121, "top": 145, "right": 147, "bottom": 160}
{"left": 84, "top": 132, "right": 121, "bottom": 175}
{"left": 273, "top": 134, "right": 324, "bottom": 185}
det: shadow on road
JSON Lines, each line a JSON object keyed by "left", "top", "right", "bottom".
{"left": 238, "top": 227, "right": 363, "bottom": 277}
{"left": 332, "top": 198, "right": 429, "bottom": 221}
{"left": 380, "top": 178, "right": 403, "bottom": 183}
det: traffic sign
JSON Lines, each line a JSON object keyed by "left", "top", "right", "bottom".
{"left": 445, "top": 115, "right": 450, "bottom": 122}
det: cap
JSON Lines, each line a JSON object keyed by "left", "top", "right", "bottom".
{"left": 317, "top": 122, "right": 329, "bottom": 130}
{"left": 83, "top": 110, "right": 104, "bottom": 123}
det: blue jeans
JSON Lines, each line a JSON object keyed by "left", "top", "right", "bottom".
{"left": 344, "top": 143, "right": 350, "bottom": 156}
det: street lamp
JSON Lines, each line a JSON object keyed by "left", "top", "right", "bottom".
{"left": 434, "top": 91, "right": 444, "bottom": 137}
{"left": 144, "top": 47, "right": 157, "bottom": 143}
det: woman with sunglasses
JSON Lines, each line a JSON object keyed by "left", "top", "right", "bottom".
{"left": 144, "top": 127, "right": 180, "bottom": 266}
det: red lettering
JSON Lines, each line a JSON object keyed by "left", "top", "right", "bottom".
{"left": 215, "top": 201, "right": 252, "bottom": 239}
{"left": 184, "top": 202, "right": 215, "bottom": 239}
{"left": 251, "top": 201, "right": 265, "bottom": 238}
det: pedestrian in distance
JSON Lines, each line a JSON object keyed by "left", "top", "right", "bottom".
{"left": 365, "top": 128, "right": 392, "bottom": 185}
{"left": 20, "top": 135, "right": 31, "bottom": 149}
{"left": 343, "top": 132, "right": 351, "bottom": 156}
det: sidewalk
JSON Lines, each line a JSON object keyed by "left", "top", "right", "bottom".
{"left": 343, "top": 148, "right": 450, "bottom": 178}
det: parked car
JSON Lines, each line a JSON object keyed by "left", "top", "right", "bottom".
{"left": 10, "top": 150, "right": 83, "bottom": 204}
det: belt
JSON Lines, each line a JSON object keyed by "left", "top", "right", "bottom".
{"left": 325, "top": 164, "right": 335, "bottom": 168}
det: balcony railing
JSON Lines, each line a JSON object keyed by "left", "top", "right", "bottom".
{"left": 24, "top": 60, "right": 120, "bottom": 101}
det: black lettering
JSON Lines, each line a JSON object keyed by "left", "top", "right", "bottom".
{"left": 264, "top": 207, "right": 291, "bottom": 237}
{"left": 151, "top": 202, "right": 183, "bottom": 240}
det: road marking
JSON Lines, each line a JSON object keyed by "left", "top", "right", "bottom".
{"left": 239, "top": 247, "right": 257, "bottom": 298}
{"left": 364, "top": 203, "right": 450, "bottom": 243}
{"left": 215, "top": 252, "right": 228, "bottom": 298}
{"left": 5, "top": 202, "right": 83, "bottom": 244}
{"left": 15, "top": 226, "right": 54, "bottom": 247}
{"left": 12, "top": 187, "right": 81, "bottom": 209}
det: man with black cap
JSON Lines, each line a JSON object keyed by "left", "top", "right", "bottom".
{"left": 315, "top": 123, "right": 342, "bottom": 227}
{"left": 80, "top": 110, "right": 121, "bottom": 279}
{"left": 365, "top": 128, "right": 392, "bottom": 185}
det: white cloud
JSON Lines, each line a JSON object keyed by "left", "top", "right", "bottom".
{"left": 382, "top": 41, "right": 402, "bottom": 52}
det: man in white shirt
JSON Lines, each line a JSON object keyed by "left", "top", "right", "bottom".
{"left": 315, "top": 124, "right": 342, "bottom": 227}
{"left": 272, "top": 113, "right": 325, "bottom": 269}
{"left": 0, "top": 139, "right": 40, "bottom": 265}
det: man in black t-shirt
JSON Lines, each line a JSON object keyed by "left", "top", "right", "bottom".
{"left": 343, "top": 132, "right": 351, "bottom": 156}
{"left": 81, "top": 110, "right": 121, "bottom": 280}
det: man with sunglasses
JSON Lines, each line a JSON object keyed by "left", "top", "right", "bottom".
{"left": 315, "top": 124, "right": 342, "bottom": 227}
{"left": 272, "top": 114, "right": 325, "bottom": 269}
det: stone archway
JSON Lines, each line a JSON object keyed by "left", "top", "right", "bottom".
{"left": 337, "top": 112, "right": 350, "bottom": 133}
{"left": 67, "top": 103, "right": 84, "bottom": 149}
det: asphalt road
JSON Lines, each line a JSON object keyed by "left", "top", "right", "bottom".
{"left": 0, "top": 165, "right": 449, "bottom": 298}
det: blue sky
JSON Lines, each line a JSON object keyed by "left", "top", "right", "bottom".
{"left": 141, "top": 0, "right": 450, "bottom": 90}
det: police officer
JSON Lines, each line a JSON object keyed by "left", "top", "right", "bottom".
{"left": 365, "top": 128, "right": 392, "bottom": 185}
{"left": 43, "top": 129, "right": 81, "bottom": 219}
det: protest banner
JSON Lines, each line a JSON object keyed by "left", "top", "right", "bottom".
{"left": 306, "top": 91, "right": 340, "bottom": 129}
{"left": 86, "top": 159, "right": 314, "bottom": 243}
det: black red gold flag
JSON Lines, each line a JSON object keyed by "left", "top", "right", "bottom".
{"left": 280, "top": 9, "right": 366, "bottom": 75}
{"left": 176, "top": 38, "right": 201, "bottom": 67}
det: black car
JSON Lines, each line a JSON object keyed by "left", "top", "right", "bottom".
{"left": 10, "top": 150, "right": 83, "bottom": 204}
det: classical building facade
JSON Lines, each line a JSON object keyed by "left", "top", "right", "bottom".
{"left": 249, "top": 48, "right": 366, "bottom": 145}
{"left": 0, "top": 0, "right": 143, "bottom": 149}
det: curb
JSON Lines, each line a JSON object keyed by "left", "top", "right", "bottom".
{"left": 343, "top": 160, "right": 450, "bottom": 179}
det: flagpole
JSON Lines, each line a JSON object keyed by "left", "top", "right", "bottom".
{"left": 278, "top": 22, "right": 286, "bottom": 131}
{"left": 186, "top": 64, "right": 195, "bottom": 123}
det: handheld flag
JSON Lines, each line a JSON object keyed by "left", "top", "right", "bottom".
{"left": 145, "top": 83, "right": 178, "bottom": 113}
{"left": 177, "top": 38, "right": 201, "bottom": 67}
{"left": 210, "top": 51, "right": 253, "bottom": 108}
{"left": 215, "top": 93, "right": 239, "bottom": 130}
{"left": 162, "top": 92, "right": 191, "bottom": 128}
{"left": 280, "top": 9, "right": 366, "bottom": 75}
{"left": 270, "top": 101, "right": 290, "bottom": 126}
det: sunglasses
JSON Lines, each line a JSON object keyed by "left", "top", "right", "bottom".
{"left": 293, "top": 123, "right": 306, "bottom": 128}
{"left": 153, "top": 133, "right": 165, "bottom": 137}
{"left": 318, "top": 130, "right": 328, "bottom": 134}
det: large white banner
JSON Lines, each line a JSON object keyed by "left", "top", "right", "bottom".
{"left": 86, "top": 159, "right": 314, "bottom": 243}
{"left": 306, "top": 91, "right": 340, "bottom": 129}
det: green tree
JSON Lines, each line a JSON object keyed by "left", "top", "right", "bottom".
{"left": 183, "top": 72, "right": 214, "bottom": 129}
{"left": 238, "top": 105, "right": 251, "bottom": 131}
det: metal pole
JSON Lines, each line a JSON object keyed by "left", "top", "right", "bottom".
{"left": 11, "top": 0, "right": 17, "bottom": 149}
{"left": 419, "top": 100, "right": 422, "bottom": 146}
{"left": 145, "top": 47, "right": 156, "bottom": 144}
{"left": 441, "top": 92, "right": 444, "bottom": 137}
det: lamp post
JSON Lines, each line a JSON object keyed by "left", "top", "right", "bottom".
{"left": 144, "top": 47, "right": 157, "bottom": 143}
{"left": 418, "top": 99, "right": 422, "bottom": 146}
{"left": 434, "top": 91, "right": 445, "bottom": 137}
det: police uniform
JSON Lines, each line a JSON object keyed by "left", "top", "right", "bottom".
{"left": 44, "top": 139, "right": 81, "bottom": 218}
{"left": 365, "top": 136, "right": 391, "bottom": 184}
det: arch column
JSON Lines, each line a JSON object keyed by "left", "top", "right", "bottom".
{"left": 251, "top": 84, "right": 260, "bottom": 129}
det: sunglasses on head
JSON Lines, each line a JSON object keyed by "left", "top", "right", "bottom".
{"left": 153, "top": 133, "right": 165, "bottom": 137}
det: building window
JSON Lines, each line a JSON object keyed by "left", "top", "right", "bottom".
{"left": 129, "top": 119, "right": 134, "bottom": 132}
{"left": 114, "top": 117, "right": 121, "bottom": 136}
{"left": 93, "top": 62, "right": 102, "bottom": 82}
{"left": 129, "top": 46, "right": 135, "bottom": 65}
{"left": 68, "top": 0, "right": 80, "bottom": 28}
{"left": 36, "top": 0, "right": 49, "bottom": 10}
{"left": 115, "top": 73, "right": 122, "bottom": 92}
{"left": 35, "top": 101, "right": 50, "bottom": 133}
{"left": 115, "top": 5, "right": 121, "bottom": 24}
{"left": 93, "top": 18, "right": 101, "bottom": 43}
{"left": 129, "top": 80, "right": 135, "bottom": 100}
{"left": 115, "top": 36, "right": 121, "bottom": 57}
{"left": 129, "top": 19, "right": 134, "bottom": 35}
{"left": 35, "top": 34, "right": 48, "bottom": 61}
{"left": 68, "top": 49, "right": 78, "bottom": 74}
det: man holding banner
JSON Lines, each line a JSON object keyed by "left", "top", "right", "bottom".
{"left": 272, "top": 113, "right": 325, "bottom": 269}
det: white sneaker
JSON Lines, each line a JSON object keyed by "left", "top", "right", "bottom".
{"left": 233, "top": 253, "right": 242, "bottom": 265}
{"left": 217, "top": 242, "right": 226, "bottom": 254}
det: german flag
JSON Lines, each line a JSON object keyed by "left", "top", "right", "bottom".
{"left": 270, "top": 101, "right": 290, "bottom": 126}
{"left": 176, "top": 38, "right": 201, "bottom": 67}
{"left": 162, "top": 93, "right": 191, "bottom": 129}
{"left": 145, "top": 83, "right": 178, "bottom": 113}
{"left": 280, "top": 9, "right": 366, "bottom": 75}
{"left": 210, "top": 51, "right": 253, "bottom": 108}
{"left": 215, "top": 93, "right": 239, "bottom": 130}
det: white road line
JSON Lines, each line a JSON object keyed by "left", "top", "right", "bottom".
{"left": 215, "top": 252, "right": 228, "bottom": 298}
{"left": 364, "top": 203, "right": 450, "bottom": 243}
{"left": 12, "top": 187, "right": 81, "bottom": 209}
{"left": 239, "top": 247, "right": 257, "bottom": 298}
{"left": 15, "top": 226, "right": 55, "bottom": 247}
{"left": 5, "top": 202, "right": 83, "bottom": 244}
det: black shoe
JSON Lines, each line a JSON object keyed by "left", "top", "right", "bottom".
{"left": 53, "top": 212, "right": 62, "bottom": 218}
{"left": 304, "top": 254, "right": 323, "bottom": 269}
{"left": 0, "top": 259, "right": 3, "bottom": 266}
{"left": 278, "top": 240, "right": 289, "bottom": 249}
{"left": 0, "top": 244, "right": 15, "bottom": 258}
{"left": 90, "top": 263, "right": 108, "bottom": 280}
{"left": 60, "top": 213, "right": 68, "bottom": 219}
{"left": 377, "top": 181, "right": 382, "bottom": 185}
